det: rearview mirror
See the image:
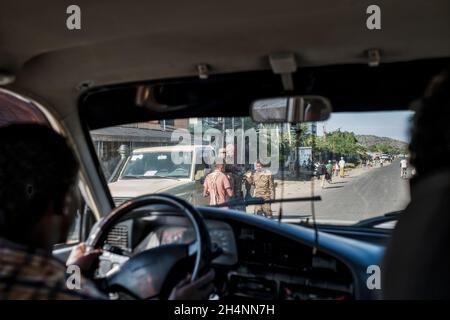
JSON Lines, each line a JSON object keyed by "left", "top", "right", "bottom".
{"left": 250, "top": 96, "right": 332, "bottom": 123}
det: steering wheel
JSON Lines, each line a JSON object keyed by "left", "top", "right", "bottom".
{"left": 85, "top": 193, "right": 212, "bottom": 299}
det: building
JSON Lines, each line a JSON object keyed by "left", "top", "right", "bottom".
{"left": 305, "top": 122, "right": 317, "bottom": 135}
{"left": 90, "top": 119, "right": 189, "bottom": 180}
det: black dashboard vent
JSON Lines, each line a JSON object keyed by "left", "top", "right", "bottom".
{"left": 113, "top": 197, "right": 130, "bottom": 207}
{"left": 106, "top": 224, "right": 129, "bottom": 249}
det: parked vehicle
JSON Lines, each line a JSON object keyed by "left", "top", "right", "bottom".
{"left": 109, "top": 145, "right": 214, "bottom": 206}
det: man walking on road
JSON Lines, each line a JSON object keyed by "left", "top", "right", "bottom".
{"left": 245, "top": 161, "right": 275, "bottom": 217}
{"left": 400, "top": 157, "right": 408, "bottom": 178}
{"left": 203, "top": 163, "right": 233, "bottom": 206}
{"left": 334, "top": 160, "right": 340, "bottom": 177}
{"left": 339, "top": 157, "right": 346, "bottom": 178}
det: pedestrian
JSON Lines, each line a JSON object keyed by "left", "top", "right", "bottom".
{"left": 334, "top": 160, "right": 340, "bottom": 177}
{"left": 221, "top": 144, "right": 246, "bottom": 210}
{"left": 203, "top": 163, "right": 233, "bottom": 206}
{"left": 325, "top": 160, "right": 333, "bottom": 185}
{"left": 244, "top": 160, "right": 275, "bottom": 217}
{"left": 339, "top": 157, "right": 346, "bottom": 178}
{"left": 400, "top": 157, "right": 408, "bottom": 178}
{"left": 319, "top": 162, "right": 327, "bottom": 188}
{"left": 225, "top": 164, "right": 246, "bottom": 210}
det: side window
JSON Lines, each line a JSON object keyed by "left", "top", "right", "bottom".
{"left": 0, "top": 90, "right": 49, "bottom": 127}
{"left": 61, "top": 197, "right": 95, "bottom": 246}
{"left": 66, "top": 212, "right": 81, "bottom": 244}
{"left": 63, "top": 186, "right": 95, "bottom": 245}
{"left": 1, "top": 90, "right": 86, "bottom": 246}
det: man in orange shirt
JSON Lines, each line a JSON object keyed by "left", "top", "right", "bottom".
{"left": 203, "top": 164, "right": 233, "bottom": 206}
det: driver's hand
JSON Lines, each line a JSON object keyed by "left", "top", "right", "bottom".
{"left": 66, "top": 243, "right": 102, "bottom": 277}
{"left": 168, "top": 269, "right": 215, "bottom": 300}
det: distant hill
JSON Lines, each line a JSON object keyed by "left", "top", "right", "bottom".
{"left": 356, "top": 135, "right": 408, "bottom": 152}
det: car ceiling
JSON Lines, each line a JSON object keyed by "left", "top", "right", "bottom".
{"left": 1, "top": 0, "right": 450, "bottom": 118}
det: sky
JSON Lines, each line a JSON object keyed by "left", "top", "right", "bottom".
{"left": 316, "top": 111, "right": 414, "bottom": 142}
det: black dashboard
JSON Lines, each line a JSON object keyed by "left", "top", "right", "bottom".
{"left": 98, "top": 206, "right": 384, "bottom": 300}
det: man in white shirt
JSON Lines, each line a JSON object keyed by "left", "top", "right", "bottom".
{"left": 400, "top": 158, "right": 408, "bottom": 178}
{"left": 338, "top": 157, "right": 346, "bottom": 178}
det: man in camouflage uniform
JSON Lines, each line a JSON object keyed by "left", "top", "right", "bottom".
{"left": 244, "top": 160, "right": 275, "bottom": 217}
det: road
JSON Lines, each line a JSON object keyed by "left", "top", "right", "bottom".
{"left": 269, "top": 160, "right": 411, "bottom": 223}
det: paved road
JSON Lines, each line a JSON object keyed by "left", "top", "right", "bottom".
{"left": 272, "top": 160, "right": 411, "bottom": 223}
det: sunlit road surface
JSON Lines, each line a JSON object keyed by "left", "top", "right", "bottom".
{"left": 270, "top": 160, "right": 411, "bottom": 224}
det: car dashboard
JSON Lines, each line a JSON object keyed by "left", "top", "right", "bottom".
{"left": 98, "top": 206, "right": 384, "bottom": 300}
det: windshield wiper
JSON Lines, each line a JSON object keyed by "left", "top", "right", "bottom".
{"left": 353, "top": 211, "right": 402, "bottom": 228}
{"left": 211, "top": 196, "right": 321, "bottom": 208}
{"left": 120, "top": 175, "right": 181, "bottom": 180}
{"left": 121, "top": 175, "right": 144, "bottom": 179}
{"left": 142, "top": 176, "right": 181, "bottom": 180}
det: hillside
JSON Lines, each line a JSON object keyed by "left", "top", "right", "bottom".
{"left": 356, "top": 135, "right": 408, "bottom": 153}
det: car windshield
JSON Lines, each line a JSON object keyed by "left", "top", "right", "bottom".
{"left": 90, "top": 111, "right": 413, "bottom": 227}
{"left": 120, "top": 151, "right": 192, "bottom": 179}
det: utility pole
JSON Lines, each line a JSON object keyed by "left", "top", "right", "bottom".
{"left": 295, "top": 123, "right": 302, "bottom": 179}
{"left": 287, "top": 123, "right": 292, "bottom": 145}
{"left": 241, "top": 117, "right": 245, "bottom": 165}
{"left": 221, "top": 117, "right": 226, "bottom": 148}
